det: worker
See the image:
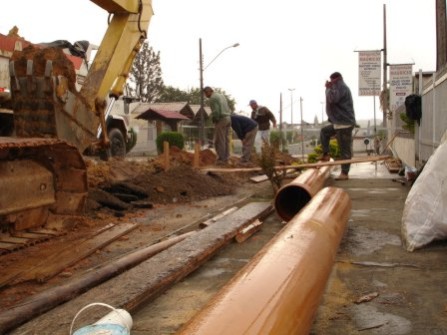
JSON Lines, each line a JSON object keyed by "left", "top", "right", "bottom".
{"left": 249, "top": 99, "right": 277, "bottom": 145}
{"left": 319, "top": 72, "right": 356, "bottom": 180}
{"left": 230, "top": 114, "right": 258, "bottom": 165}
{"left": 203, "top": 86, "right": 232, "bottom": 165}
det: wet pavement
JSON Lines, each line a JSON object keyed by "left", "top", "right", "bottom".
{"left": 312, "top": 161, "right": 447, "bottom": 335}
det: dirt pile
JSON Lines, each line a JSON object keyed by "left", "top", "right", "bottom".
{"left": 84, "top": 148, "right": 249, "bottom": 218}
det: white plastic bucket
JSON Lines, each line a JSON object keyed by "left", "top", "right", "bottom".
{"left": 70, "top": 302, "right": 132, "bottom": 335}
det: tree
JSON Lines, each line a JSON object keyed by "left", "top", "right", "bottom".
{"left": 157, "top": 86, "right": 237, "bottom": 111}
{"left": 157, "top": 86, "right": 192, "bottom": 103}
{"left": 127, "top": 41, "right": 164, "bottom": 102}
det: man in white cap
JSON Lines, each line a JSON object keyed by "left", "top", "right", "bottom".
{"left": 249, "top": 100, "right": 276, "bottom": 145}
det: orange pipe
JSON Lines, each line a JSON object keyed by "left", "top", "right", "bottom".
{"left": 274, "top": 165, "right": 332, "bottom": 221}
{"left": 176, "top": 186, "right": 351, "bottom": 335}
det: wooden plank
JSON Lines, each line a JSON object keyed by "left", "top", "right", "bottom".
{"left": 26, "top": 222, "right": 139, "bottom": 283}
{"left": 0, "top": 236, "right": 29, "bottom": 244}
{"left": 384, "top": 159, "right": 401, "bottom": 173}
{"left": 28, "top": 228, "right": 64, "bottom": 236}
{"left": 0, "top": 223, "right": 138, "bottom": 289}
{"left": 0, "top": 232, "right": 195, "bottom": 334}
{"left": 10, "top": 202, "right": 274, "bottom": 335}
{"left": 199, "top": 207, "right": 238, "bottom": 228}
{"left": 202, "top": 155, "right": 391, "bottom": 173}
{"left": 250, "top": 175, "right": 269, "bottom": 183}
{"left": 11, "top": 232, "right": 52, "bottom": 239}
{"left": 235, "top": 219, "right": 263, "bottom": 243}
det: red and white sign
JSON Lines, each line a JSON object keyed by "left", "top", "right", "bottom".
{"left": 358, "top": 51, "right": 382, "bottom": 96}
{"left": 389, "top": 64, "right": 413, "bottom": 112}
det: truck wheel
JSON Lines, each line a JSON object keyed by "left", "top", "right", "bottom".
{"left": 108, "top": 128, "right": 126, "bottom": 157}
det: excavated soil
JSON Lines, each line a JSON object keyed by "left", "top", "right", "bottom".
{"left": 85, "top": 147, "right": 245, "bottom": 215}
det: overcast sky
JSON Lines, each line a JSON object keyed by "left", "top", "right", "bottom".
{"left": 1, "top": 0, "right": 436, "bottom": 123}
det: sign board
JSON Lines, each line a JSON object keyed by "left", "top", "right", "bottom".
{"left": 389, "top": 64, "right": 413, "bottom": 112}
{"left": 358, "top": 51, "right": 381, "bottom": 96}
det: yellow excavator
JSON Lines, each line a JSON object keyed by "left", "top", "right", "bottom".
{"left": 0, "top": 1, "right": 153, "bottom": 237}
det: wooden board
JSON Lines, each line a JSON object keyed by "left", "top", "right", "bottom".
{"left": 0, "top": 222, "right": 138, "bottom": 288}
{"left": 9, "top": 202, "right": 274, "bottom": 335}
{"left": 250, "top": 175, "right": 269, "bottom": 183}
{"left": 384, "top": 158, "right": 401, "bottom": 173}
{"left": 202, "top": 155, "right": 391, "bottom": 173}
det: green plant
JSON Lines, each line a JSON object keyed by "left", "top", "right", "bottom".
{"left": 256, "top": 142, "right": 284, "bottom": 193}
{"left": 156, "top": 131, "right": 185, "bottom": 154}
{"left": 308, "top": 139, "right": 340, "bottom": 163}
{"left": 270, "top": 130, "right": 287, "bottom": 151}
{"left": 400, "top": 112, "right": 415, "bottom": 134}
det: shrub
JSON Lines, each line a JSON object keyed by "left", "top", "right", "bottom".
{"left": 308, "top": 139, "right": 340, "bottom": 163}
{"left": 400, "top": 112, "right": 415, "bottom": 134}
{"left": 156, "top": 131, "right": 185, "bottom": 154}
{"left": 270, "top": 130, "right": 287, "bottom": 151}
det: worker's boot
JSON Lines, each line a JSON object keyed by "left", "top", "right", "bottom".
{"left": 318, "top": 153, "right": 331, "bottom": 162}
{"left": 335, "top": 172, "right": 349, "bottom": 181}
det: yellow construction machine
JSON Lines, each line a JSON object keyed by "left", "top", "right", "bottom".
{"left": 0, "top": 0, "right": 153, "bottom": 237}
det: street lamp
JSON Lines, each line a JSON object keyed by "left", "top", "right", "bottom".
{"left": 199, "top": 39, "right": 239, "bottom": 144}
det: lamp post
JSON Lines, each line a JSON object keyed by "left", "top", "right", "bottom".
{"left": 288, "top": 88, "right": 295, "bottom": 142}
{"left": 199, "top": 39, "right": 239, "bottom": 145}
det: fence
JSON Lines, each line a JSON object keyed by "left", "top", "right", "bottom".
{"left": 390, "top": 68, "right": 447, "bottom": 168}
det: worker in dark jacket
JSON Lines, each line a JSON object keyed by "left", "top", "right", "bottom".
{"left": 319, "top": 72, "right": 356, "bottom": 180}
{"left": 230, "top": 114, "right": 258, "bottom": 164}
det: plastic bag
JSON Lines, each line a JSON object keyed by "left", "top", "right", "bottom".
{"left": 401, "top": 140, "right": 447, "bottom": 251}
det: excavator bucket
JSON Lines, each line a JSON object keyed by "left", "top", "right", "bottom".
{"left": 9, "top": 46, "right": 100, "bottom": 151}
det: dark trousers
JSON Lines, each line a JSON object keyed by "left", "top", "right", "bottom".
{"left": 320, "top": 124, "right": 354, "bottom": 174}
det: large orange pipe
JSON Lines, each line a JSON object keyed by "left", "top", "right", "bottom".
{"left": 274, "top": 165, "right": 332, "bottom": 221}
{"left": 177, "top": 186, "right": 351, "bottom": 335}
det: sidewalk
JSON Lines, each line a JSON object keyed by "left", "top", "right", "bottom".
{"left": 312, "top": 160, "right": 447, "bottom": 334}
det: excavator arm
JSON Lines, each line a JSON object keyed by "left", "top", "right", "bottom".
{"left": 0, "top": 0, "right": 153, "bottom": 240}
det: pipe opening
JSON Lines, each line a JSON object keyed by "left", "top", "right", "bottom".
{"left": 274, "top": 186, "right": 311, "bottom": 222}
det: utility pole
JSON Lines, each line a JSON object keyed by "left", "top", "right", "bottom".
{"left": 279, "top": 93, "right": 284, "bottom": 152}
{"left": 300, "top": 97, "right": 304, "bottom": 159}
{"left": 199, "top": 38, "right": 205, "bottom": 144}
{"left": 288, "top": 88, "right": 295, "bottom": 143}
{"left": 436, "top": 0, "right": 447, "bottom": 70}
{"left": 382, "top": 4, "right": 388, "bottom": 127}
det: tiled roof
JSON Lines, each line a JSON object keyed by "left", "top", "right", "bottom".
{"left": 0, "top": 33, "right": 31, "bottom": 55}
{"left": 190, "top": 104, "right": 211, "bottom": 116}
{"left": 135, "top": 102, "right": 191, "bottom": 121}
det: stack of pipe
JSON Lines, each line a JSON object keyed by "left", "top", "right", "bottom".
{"left": 177, "top": 180, "right": 351, "bottom": 335}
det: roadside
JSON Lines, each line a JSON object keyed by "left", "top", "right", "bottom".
{"left": 311, "top": 162, "right": 447, "bottom": 334}
{"left": 3, "top": 155, "right": 447, "bottom": 334}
